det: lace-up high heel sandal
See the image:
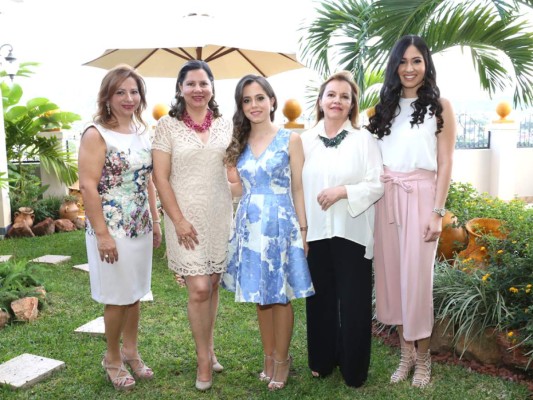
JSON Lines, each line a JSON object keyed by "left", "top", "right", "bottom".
{"left": 267, "top": 355, "right": 292, "bottom": 391}
{"left": 390, "top": 346, "right": 416, "bottom": 383}
{"left": 121, "top": 349, "right": 154, "bottom": 380}
{"left": 412, "top": 350, "right": 431, "bottom": 388}
{"left": 101, "top": 357, "right": 135, "bottom": 391}
{"left": 259, "top": 354, "right": 273, "bottom": 382}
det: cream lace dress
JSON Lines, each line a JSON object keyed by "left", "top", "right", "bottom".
{"left": 152, "top": 115, "right": 233, "bottom": 276}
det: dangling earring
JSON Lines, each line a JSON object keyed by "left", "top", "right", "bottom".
{"left": 271, "top": 107, "right": 275, "bottom": 112}
{"left": 106, "top": 102, "right": 111, "bottom": 115}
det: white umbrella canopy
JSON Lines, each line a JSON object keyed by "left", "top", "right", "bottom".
{"left": 82, "top": 45, "right": 305, "bottom": 79}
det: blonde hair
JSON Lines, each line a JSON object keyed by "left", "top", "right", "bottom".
{"left": 314, "top": 71, "right": 360, "bottom": 128}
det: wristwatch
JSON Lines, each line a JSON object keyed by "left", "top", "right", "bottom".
{"left": 432, "top": 208, "right": 446, "bottom": 217}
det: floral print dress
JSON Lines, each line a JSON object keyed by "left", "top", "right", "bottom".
{"left": 85, "top": 123, "right": 154, "bottom": 305}
{"left": 222, "top": 129, "right": 315, "bottom": 305}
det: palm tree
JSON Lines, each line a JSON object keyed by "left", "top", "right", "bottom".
{"left": 300, "top": 0, "right": 533, "bottom": 108}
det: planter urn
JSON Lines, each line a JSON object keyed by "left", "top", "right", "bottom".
{"left": 59, "top": 200, "right": 80, "bottom": 222}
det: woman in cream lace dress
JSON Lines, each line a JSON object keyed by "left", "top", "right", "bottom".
{"left": 152, "top": 60, "right": 232, "bottom": 391}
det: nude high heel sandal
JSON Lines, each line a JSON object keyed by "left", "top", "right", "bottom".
{"left": 259, "top": 354, "right": 273, "bottom": 382}
{"left": 267, "top": 355, "right": 292, "bottom": 391}
{"left": 101, "top": 357, "right": 135, "bottom": 391}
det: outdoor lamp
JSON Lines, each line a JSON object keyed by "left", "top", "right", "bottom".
{"left": 0, "top": 43, "right": 18, "bottom": 82}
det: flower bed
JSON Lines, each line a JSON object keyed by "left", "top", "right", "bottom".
{"left": 432, "top": 181, "right": 533, "bottom": 371}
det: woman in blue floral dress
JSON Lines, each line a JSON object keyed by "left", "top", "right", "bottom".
{"left": 222, "top": 75, "right": 314, "bottom": 391}
{"left": 79, "top": 65, "right": 161, "bottom": 391}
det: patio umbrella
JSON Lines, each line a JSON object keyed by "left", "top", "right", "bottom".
{"left": 82, "top": 45, "right": 305, "bottom": 79}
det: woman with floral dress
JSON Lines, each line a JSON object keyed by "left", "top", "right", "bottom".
{"left": 79, "top": 64, "right": 161, "bottom": 391}
{"left": 222, "top": 75, "right": 314, "bottom": 391}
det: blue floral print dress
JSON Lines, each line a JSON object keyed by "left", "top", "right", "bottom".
{"left": 85, "top": 123, "right": 154, "bottom": 305}
{"left": 222, "top": 129, "right": 315, "bottom": 305}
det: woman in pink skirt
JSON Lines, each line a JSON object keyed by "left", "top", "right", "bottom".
{"left": 366, "top": 35, "right": 456, "bottom": 388}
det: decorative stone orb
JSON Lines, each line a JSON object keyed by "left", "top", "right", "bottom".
{"left": 152, "top": 103, "right": 170, "bottom": 120}
{"left": 495, "top": 101, "right": 512, "bottom": 120}
{"left": 283, "top": 99, "right": 302, "bottom": 121}
{"left": 283, "top": 99, "right": 304, "bottom": 128}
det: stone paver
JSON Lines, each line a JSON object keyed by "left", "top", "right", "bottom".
{"left": 74, "top": 316, "right": 104, "bottom": 336}
{"left": 31, "top": 255, "right": 71, "bottom": 265}
{"left": 0, "top": 353, "right": 65, "bottom": 389}
{"left": 72, "top": 263, "right": 89, "bottom": 272}
{"left": 0, "top": 255, "right": 13, "bottom": 262}
{"left": 140, "top": 290, "right": 153, "bottom": 302}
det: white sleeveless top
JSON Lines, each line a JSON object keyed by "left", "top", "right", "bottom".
{"left": 377, "top": 97, "right": 438, "bottom": 172}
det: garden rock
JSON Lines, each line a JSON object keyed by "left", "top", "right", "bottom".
{"left": 430, "top": 318, "right": 455, "bottom": 353}
{"left": 54, "top": 219, "right": 77, "bottom": 232}
{"left": 32, "top": 218, "right": 56, "bottom": 236}
{"left": 456, "top": 327, "right": 501, "bottom": 365}
{"left": 11, "top": 297, "right": 39, "bottom": 322}
{"left": 74, "top": 217, "right": 86, "bottom": 230}
{"left": 5, "top": 222, "right": 35, "bottom": 239}
{"left": 0, "top": 309, "right": 10, "bottom": 329}
{"left": 496, "top": 332, "right": 531, "bottom": 370}
{"left": 33, "top": 286, "right": 47, "bottom": 301}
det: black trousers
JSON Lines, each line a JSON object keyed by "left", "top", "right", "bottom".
{"left": 306, "top": 237, "right": 372, "bottom": 388}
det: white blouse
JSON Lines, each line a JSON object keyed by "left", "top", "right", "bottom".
{"left": 378, "top": 97, "right": 438, "bottom": 172}
{"left": 301, "top": 120, "right": 384, "bottom": 259}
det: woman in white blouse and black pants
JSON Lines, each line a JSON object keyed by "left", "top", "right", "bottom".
{"left": 301, "top": 71, "right": 384, "bottom": 388}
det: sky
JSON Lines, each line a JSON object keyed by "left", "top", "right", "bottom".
{"left": 0, "top": 0, "right": 524, "bottom": 131}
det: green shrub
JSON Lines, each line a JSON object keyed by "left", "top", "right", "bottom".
{"left": 32, "top": 196, "right": 62, "bottom": 223}
{"left": 0, "top": 259, "right": 47, "bottom": 316}
{"left": 445, "top": 181, "right": 527, "bottom": 227}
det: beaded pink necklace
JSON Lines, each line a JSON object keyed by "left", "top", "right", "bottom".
{"left": 183, "top": 109, "right": 213, "bottom": 133}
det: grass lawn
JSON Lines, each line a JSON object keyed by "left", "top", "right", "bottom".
{"left": 0, "top": 230, "right": 530, "bottom": 399}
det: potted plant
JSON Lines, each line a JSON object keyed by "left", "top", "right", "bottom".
{"left": 59, "top": 195, "right": 80, "bottom": 222}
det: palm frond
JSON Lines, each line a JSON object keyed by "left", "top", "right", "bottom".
{"left": 299, "top": 0, "right": 373, "bottom": 77}
{"left": 421, "top": 4, "right": 533, "bottom": 107}
{"left": 301, "top": 0, "right": 533, "bottom": 107}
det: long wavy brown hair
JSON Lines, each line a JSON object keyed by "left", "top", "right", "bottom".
{"left": 224, "top": 75, "right": 277, "bottom": 167}
{"left": 93, "top": 64, "right": 148, "bottom": 132}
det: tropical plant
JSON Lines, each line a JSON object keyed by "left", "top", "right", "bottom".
{"left": 2, "top": 80, "right": 81, "bottom": 188}
{"left": 300, "top": 0, "right": 533, "bottom": 108}
{"left": 0, "top": 60, "right": 38, "bottom": 81}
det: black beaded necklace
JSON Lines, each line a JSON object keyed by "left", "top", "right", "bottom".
{"left": 319, "top": 129, "right": 349, "bottom": 148}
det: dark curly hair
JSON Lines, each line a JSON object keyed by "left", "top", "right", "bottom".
{"left": 366, "top": 35, "right": 443, "bottom": 139}
{"left": 93, "top": 64, "right": 147, "bottom": 132}
{"left": 168, "top": 60, "right": 221, "bottom": 120}
{"left": 224, "top": 75, "right": 277, "bottom": 166}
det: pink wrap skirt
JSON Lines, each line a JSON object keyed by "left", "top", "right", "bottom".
{"left": 373, "top": 167, "right": 438, "bottom": 341}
